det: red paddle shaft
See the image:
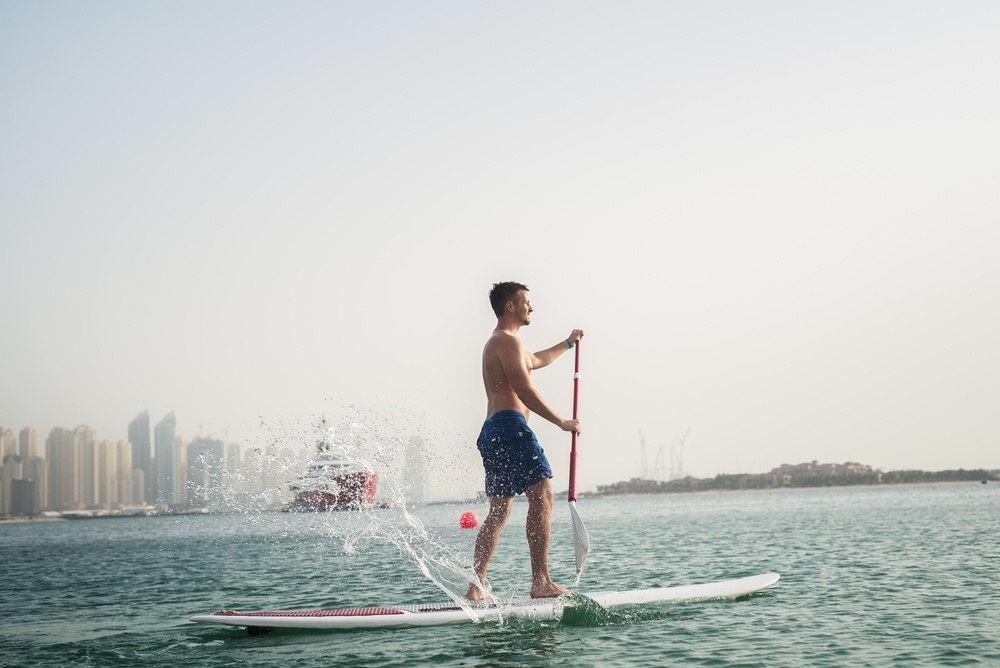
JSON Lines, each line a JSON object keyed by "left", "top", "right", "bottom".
{"left": 568, "top": 341, "right": 581, "bottom": 503}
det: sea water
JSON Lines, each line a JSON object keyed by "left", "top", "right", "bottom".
{"left": 1, "top": 483, "right": 998, "bottom": 667}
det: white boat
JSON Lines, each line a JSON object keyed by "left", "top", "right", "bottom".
{"left": 284, "top": 419, "right": 378, "bottom": 511}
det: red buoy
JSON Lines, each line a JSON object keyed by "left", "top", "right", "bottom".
{"left": 459, "top": 511, "right": 479, "bottom": 529}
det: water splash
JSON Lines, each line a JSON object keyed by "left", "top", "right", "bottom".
{"left": 316, "top": 408, "right": 486, "bottom": 620}
{"left": 212, "top": 406, "right": 489, "bottom": 622}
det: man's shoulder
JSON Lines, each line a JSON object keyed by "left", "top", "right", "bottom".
{"left": 485, "top": 330, "right": 522, "bottom": 354}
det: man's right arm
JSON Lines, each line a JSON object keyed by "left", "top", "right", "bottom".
{"left": 499, "top": 338, "right": 581, "bottom": 435}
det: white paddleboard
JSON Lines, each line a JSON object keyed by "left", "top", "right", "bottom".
{"left": 189, "top": 572, "right": 779, "bottom": 631}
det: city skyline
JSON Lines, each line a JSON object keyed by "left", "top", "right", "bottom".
{"left": 5, "top": 403, "right": 993, "bottom": 517}
{"left": 3, "top": 403, "right": 996, "bottom": 515}
{"left": 2, "top": 406, "right": 448, "bottom": 514}
{"left": 0, "top": 412, "right": 244, "bottom": 515}
{"left": 2, "top": 411, "right": 203, "bottom": 462}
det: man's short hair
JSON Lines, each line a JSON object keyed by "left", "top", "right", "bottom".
{"left": 489, "top": 281, "right": 529, "bottom": 317}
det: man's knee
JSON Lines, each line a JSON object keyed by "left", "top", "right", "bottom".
{"left": 526, "top": 479, "right": 554, "bottom": 507}
{"left": 487, "top": 498, "right": 513, "bottom": 523}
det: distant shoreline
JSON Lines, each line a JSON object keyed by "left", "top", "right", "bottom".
{"left": 578, "top": 478, "right": 988, "bottom": 500}
{"left": 0, "top": 516, "right": 66, "bottom": 524}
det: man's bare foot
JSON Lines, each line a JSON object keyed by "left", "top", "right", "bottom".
{"left": 466, "top": 580, "right": 492, "bottom": 602}
{"left": 530, "top": 581, "right": 570, "bottom": 599}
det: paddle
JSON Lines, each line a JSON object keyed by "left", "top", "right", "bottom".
{"left": 568, "top": 340, "right": 590, "bottom": 577}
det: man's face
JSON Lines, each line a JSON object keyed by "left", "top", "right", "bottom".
{"left": 512, "top": 290, "right": 533, "bottom": 326}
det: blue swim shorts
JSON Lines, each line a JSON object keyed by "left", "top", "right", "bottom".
{"left": 477, "top": 410, "right": 553, "bottom": 498}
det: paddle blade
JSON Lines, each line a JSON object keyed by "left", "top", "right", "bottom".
{"left": 569, "top": 500, "right": 590, "bottom": 575}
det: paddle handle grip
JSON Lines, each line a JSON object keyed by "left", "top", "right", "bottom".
{"left": 568, "top": 341, "right": 580, "bottom": 503}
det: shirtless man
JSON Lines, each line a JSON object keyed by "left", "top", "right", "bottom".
{"left": 466, "top": 281, "right": 583, "bottom": 601}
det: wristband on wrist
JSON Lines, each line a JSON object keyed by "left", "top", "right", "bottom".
{"left": 565, "top": 338, "right": 573, "bottom": 349}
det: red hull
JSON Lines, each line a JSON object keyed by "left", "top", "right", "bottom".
{"left": 285, "top": 472, "right": 378, "bottom": 511}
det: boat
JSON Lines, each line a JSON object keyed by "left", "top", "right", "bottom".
{"left": 284, "top": 419, "right": 378, "bottom": 511}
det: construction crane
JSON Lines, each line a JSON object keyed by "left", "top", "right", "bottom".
{"left": 669, "top": 427, "right": 691, "bottom": 481}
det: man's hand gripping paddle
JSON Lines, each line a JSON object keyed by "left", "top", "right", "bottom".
{"left": 568, "top": 340, "right": 590, "bottom": 578}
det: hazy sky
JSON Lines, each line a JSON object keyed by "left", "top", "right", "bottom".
{"left": 2, "top": 1, "right": 997, "bottom": 499}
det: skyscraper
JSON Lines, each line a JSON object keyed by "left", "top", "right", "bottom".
{"left": 76, "top": 425, "right": 98, "bottom": 506}
{"left": 19, "top": 428, "right": 38, "bottom": 461}
{"left": 1, "top": 453, "right": 22, "bottom": 515}
{"left": 10, "top": 479, "right": 36, "bottom": 516}
{"left": 154, "top": 412, "right": 177, "bottom": 505}
{"left": 0, "top": 428, "right": 15, "bottom": 459}
{"left": 404, "top": 435, "right": 429, "bottom": 504}
{"left": 173, "top": 435, "right": 188, "bottom": 505}
{"left": 225, "top": 442, "right": 242, "bottom": 476}
{"left": 23, "top": 456, "right": 48, "bottom": 513}
{"left": 187, "top": 437, "right": 225, "bottom": 508}
{"left": 128, "top": 411, "right": 153, "bottom": 504}
{"left": 131, "top": 468, "right": 145, "bottom": 506}
{"left": 47, "top": 427, "right": 80, "bottom": 510}
{"left": 114, "top": 440, "right": 133, "bottom": 507}
{"left": 96, "top": 440, "right": 117, "bottom": 507}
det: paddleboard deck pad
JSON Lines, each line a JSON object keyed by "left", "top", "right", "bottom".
{"left": 189, "top": 572, "right": 779, "bottom": 631}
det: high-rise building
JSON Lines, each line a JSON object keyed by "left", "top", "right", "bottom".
{"left": 0, "top": 428, "right": 15, "bottom": 459}
{"left": 114, "top": 440, "right": 133, "bottom": 507}
{"left": 23, "top": 457, "right": 48, "bottom": 513}
{"left": 47, "top": 427, "right": 80, "bottom": 510}
{"left": 1, "top": 453, "right": 23, "bottom": 515}
{"left": 225, "top": 442, "right": 242, "bottom": 476}
{"left": 76, "top": 426, "right": 98, "bottom": 507}
{"left": 96, "top": 440, "right": 117, "bottom": 507}
{"left": 128, "top": 411, "right": 153, "bottom": 504}
{"left": 131, "top": 469, "right": 145, "bottom": 505}
{"left": 154, "top": 412, "right": 177, "bottom": 505}
{"left": 242, "top": 446, "right": 264, "bottom": 494}
{"left": 10, "top": 479, "right": 36, "bottom": 516}
{"left": 404, "top": 435, "right": 429, "bottom": 504}
{"left": 173, "top": 435, "right": 188, "bottom": 505}
{"left": 19, "top": 428, "right": 38, "bottom": 461}
{"left": 187, "top": 437, "right": 225, "bottom": 508}
{"left": 91, "top": 439, "right": 134, "bottom": 508}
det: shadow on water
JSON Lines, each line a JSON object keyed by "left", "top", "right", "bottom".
{"left": 559, "top": 590, "right": 777, "bottom": 628}
{"left": 447, "top": 594, "right": 780, "bottom": 668}
{"left": 182, "top": 618, "right": 572, "bottom": 668}
{"left": 462, "top": 625, "right": 566, "bottom": 668}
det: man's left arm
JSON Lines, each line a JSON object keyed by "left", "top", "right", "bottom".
{"left": 531, "top": 329, "right": 584, "bottom": 369}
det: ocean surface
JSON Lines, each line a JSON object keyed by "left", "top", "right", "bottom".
{"left": 2, "top": 483, "right": 997, "bottom": 667}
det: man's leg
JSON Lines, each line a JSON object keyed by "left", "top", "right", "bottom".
{"left": 524, "top": 478, "right": 569, "bottom": 598}
{"left": 466, "top": 496, "right": 513, "bottom": 601}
